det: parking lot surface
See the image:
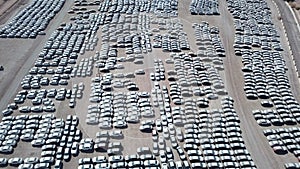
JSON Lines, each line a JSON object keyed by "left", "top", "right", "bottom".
{"left": 0, "top": 0, "right": 300, "bottom": 169}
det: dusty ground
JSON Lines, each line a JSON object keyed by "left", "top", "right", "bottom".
{"left": 0, "top": 0, "right": 29, "bottom": 25}
{"left": 0, "top": 0, "right": 299, "bottom": 169}
{"left": 293, "top": 2, "right": 300, "bottom": 20}
{"left": 0, "top": 0, "right": 31, "bottom": 109}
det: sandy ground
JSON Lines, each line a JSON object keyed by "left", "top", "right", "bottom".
{"left": 0, "top": 0, "right": 32, "bottom": 110}
{"left": 0, "top": 0, "right": 300, "bottom": 169}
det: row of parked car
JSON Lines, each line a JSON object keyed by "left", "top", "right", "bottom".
{"left": 234, "top": 33, "right": 283, "bottom": 51}
{"left": 0, "top": 0, "right": 119, "bottom": 167}
{"left": 100, "top": 15, "right": 152, "bottom": 55}
{"left": 0, "top": 0, "right": 65, "bottom": 38}
{"left": 1, "top": 6, "right": 107, "bottom": 116}
{"left": 227, "top": 0, "right": 300, "bottom": 167}
{"left": 0, "top": 0, "right": 261, "bottom": 169}
{"left": 227, "top": 0, "right": 300, "bottom": 125}
{"left": 155, "top": 18, "right": 182, "bottom": 31}
{"left": 0, "top": 113, "right": 81, "bottom": 168}
{"left": 98, "top": 0, "right": 151, "bottom": 14}
{"left": 72, "top": 57, "right": 94, "bottom": 78}
{"left": 264, "top": 127, "right": 300, "bottom": 158}
{"left": 81, "top": 94, "right": 256, "bottom": 168}
{"left": 27, "top": 32, "right": 84, "bottom": 85}
{"left": 253, "top": 108, "right": 298, "bottom": 127}
{"left": 190, "top": 0, "right": 219, "bottom": 15}
{"left": 193, "top": 22, "right": 226, "bottom": 57}
{"left": 171, "top": 52, "right": 225, "bottom": 98}
{"left": 98, "top": 0, "right": 178, "bottom": 17}
{"left": 137, "top": 15, "right": 256, "bottom": 167}
{"left": 153, "top": 33, "right": 188, "bottom": 53}
{"left": 151, "top": 18, "right": 190, "bottom": 53}
{"left": 87, "top": 74, "right": 154, "bottom": 129}
{"left": 285, "top": 163, "right": 300, "bottom": 169}
{"left": 69, "top": 83, "right": 85, "bottom": 108}
{"left": 71, "top": 2, "right": 258, "bottom": 166}
{"left": 150, "top": 0, "right": 178, "bottom": 18}
{"left": 2, "top": 87, "right": 76, "bottom": 116}
{"left": 78, "top": 0, "right": 157, "bottom": 135}
{"left": 96, "top": 43, "right": 120, "bottom": 74}
{"left": 77, "top": 153, "right": 172, "bottom": 169}
{"left": 150, "top": 59, "right": 166, "bottom": 81}
{"left": 150, "top": 92, "right": 257, "bottom": 168}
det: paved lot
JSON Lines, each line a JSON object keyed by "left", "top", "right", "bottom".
{"left": 0, "top": 0, "right": 300, "bottom": 169}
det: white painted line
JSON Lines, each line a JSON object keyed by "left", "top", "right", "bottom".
{"left": 270, "top": 0, "right": 300, "bottom": 81}
{"left": 286, "top": 2, "right": 300, "bottom": 33}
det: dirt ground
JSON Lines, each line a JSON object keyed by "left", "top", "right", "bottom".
{"left": 0, "top": 0, "right": 300, "bottom": 168}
